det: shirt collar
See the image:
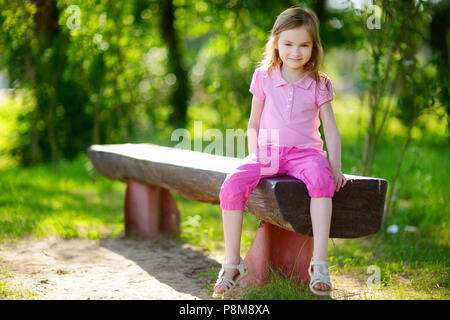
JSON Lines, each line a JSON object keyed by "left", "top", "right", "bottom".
{"left": 272, "top": 65, "right": 314, "bottom": 89}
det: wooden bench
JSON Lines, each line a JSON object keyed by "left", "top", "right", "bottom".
{"left": 87, "top": 143, "right": 387, "bottom": 286}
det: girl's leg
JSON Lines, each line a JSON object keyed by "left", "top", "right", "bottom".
{"left": 222, "top": 209, "right": 243, "bottom": 266}
{"left": 213, "top": 209, "right": 245, "bottom": 295}
{"left": 282, "top": 148, "right": 335, "bottom": 292}
{"left": 213, "top": 209, "right": 243, "bottom": 295}
{"left": 310, "top": 197, "right": 333, "bottom": 291}
{"left": 215, "top": 146, "right": 283, "bottom": 295}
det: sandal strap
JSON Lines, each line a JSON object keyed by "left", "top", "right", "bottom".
{"left": 215, "top": 274, "right": 236, "bottom": 291}
{"left": 222, "top": 258, "right": 246, "bottom": 276}
{"left": 309, "top": 259, "right": 330, "bottom": 267}
{"left": 310, "top": 272, "right": 331, "bottom": 286}
{"left": 214, "top": 258, "right": 248, "bottom": 295}
{"left": 308, "top": 259, "right": 330, "bottom": 277}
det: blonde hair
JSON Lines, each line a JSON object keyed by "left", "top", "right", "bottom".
{"left": 257, "top": 6, "right": 329, "bottom": 87}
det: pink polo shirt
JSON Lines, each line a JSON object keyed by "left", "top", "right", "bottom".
{"left": 249, "top": 65, "right": 334, "bottom": 158}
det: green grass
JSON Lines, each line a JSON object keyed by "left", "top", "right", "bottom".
{"left": 0, "top": 92, "right": 448, "bottom": 300}
{"left": 0, "top": 155, "right": 125, "bottom": 241}
{"left": 239, "top": 267, "right": 330, "bottom": 300}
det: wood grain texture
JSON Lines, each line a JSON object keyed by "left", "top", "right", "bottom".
{"left": 87, "top": 143, "right": 387, "bottom": 239}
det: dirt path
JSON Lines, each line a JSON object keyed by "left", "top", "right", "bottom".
{"left": 0, "top": 236, "right": 224, "bottom": 300}
{"left": 0, "top": 236, "right": 375, "bottom": 300}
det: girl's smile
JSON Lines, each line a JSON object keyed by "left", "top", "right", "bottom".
{"left": 277, "top": 26, "right": 313, "bottom": 72}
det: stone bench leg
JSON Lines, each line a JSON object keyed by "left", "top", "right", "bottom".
{"left": 124, "top": 178, "right": 180, "bottom": 238}
{"left": 241, "top": 221, "right": 313, "bottom": 287}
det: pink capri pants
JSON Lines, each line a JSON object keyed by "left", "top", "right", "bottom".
{"left": 219, "top": 145, "right": 336, "bottom": 210}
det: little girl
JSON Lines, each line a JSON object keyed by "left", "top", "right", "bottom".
{"left": 212, "top": 7, "right": 347, "bottom": 298}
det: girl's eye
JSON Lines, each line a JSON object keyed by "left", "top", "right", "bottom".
{"left": 285, "top": 44, "right": 310, "bottom": 47}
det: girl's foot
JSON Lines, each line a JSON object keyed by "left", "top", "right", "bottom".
{"left": 213, "top": 268, "right": 239, "bottom": 296}
{"left": 212, "top": 258, "right": 249, "bottom": 299}
{"left": 308, "top": 259, "right": 332, "bottom": 296}
{"left": 312, "top": 265, "right": 331, "bottom": 292}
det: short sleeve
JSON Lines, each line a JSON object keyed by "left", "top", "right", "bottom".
{"left": 315, "top": 76, "right": 334, "bottom": 108}
{"left": 249, "top": 68, "right": 266, "bottom": 101}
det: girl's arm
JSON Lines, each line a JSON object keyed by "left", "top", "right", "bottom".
{"left": 319, "top": 102, "right": 347, "bottom": 191}
{"left": 247, "top": 95, "right": 265, "bottom": 154}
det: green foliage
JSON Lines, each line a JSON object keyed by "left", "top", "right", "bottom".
{"left": 0, "top": 0, "right": 370, "bottom": 166}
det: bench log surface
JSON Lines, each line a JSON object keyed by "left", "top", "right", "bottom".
{"left": 87, "top": 143, "right": 387, "bottom": 239}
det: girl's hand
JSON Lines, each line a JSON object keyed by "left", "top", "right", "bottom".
{"left": 331, "top": 166, "right": 347, "bottom": 192}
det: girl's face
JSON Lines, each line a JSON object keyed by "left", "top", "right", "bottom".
{"left": 276, "top": 26, "right": 313, "bottom": 71}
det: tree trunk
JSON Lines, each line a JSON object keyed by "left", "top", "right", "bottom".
{"left": 31, "top": 97, "right": 40, "bottom": 167}
{"left": 160, "top": 0, "right": 190, "bottom": 129}
{"left": 429, "top": 0, "right": 450, "bottom": 139}
{"left": 47, "top": 86, "right": 57, "bottom": 166}
{"left": 93, "top": 90, "right": 102, "bottom": 145}
{"left": 33, "top": 0, "right": 61, "bottom": 165}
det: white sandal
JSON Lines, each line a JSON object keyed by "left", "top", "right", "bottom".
{"left": 212, "top": 257, "right": 249, "bottom": 299}
{"left": 308, "top": 258, "right": 332, "bottom": 296}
